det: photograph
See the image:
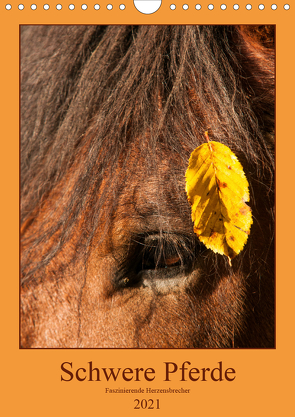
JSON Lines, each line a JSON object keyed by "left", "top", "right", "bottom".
{"left": 20, "top": 24, "right": 275, "bottom": 349}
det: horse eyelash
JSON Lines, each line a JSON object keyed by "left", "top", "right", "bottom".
{"left": 135, "top": 233, "right": 200, "bottom": 271}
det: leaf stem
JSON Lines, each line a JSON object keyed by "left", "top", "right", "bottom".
{"left": 204, "top": 131, "right": 213, "bottom": 153}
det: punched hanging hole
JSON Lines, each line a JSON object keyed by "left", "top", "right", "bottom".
{"left": 31, "top": 3, "right": 37, "bottom": 9}
{"left": 271, "top": 4, "right": 277, "bottom": 9}
{"left": 134, "top": 0, "right": 162, "bottom": 14}
{"left": 43, "top": 4, "right": 50, "bottom": 9}
{"left": 107, "top": 4, "right": 113, "bottom": 9}
{"left": 18, "top": 3, "right": 24, "bottom": 9}
{"left": 208, "top": 4, "right": 214, "bottom": 10}
{"left": 69, "top": 4, "right": 75, "bottom": 10}
{"left": 5, "top": 3, "right": 12, "bottom": 9}
{"left": 195, "top": 4, "right": 201, "bottom": 9}
{"left": 170, "top": 3, "right": 176, "bottom": 9}
{"left": 258, "top": 4, "right": 265, "bottom": 9}
{"left": 94, "top": 4, "right": 100, "bottom": 9}
{"left": 81, "top": 4, "right": 88, "bottom": 9}
{"left": 183, "top": 4, "right": 189, "bottom": 10}
{"left": 220, "top": 4, "right": 227, "bottom": 10}
{"left": 284, "top": 4, "right": 290, "bottom": 9}
{"left": 246, "top": 4, "right": 252, "bottom": 9}
{"left": 56, "top": 3, "right": 62, "bottom": 10}
{"left": 119, "top": 4, "right": 126, "bottom": 9}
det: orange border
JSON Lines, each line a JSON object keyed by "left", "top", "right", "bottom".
{"left": 1, "top": 2, "right": 294, "bottom": 416}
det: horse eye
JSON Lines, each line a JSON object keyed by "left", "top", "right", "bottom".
{"left": 142, "top": 252, "right": 182, "bottom": 270}
{"left": 163, "top": 255, "right": 182, "bottom": 267}
{"left": 118, "top": 233, "right": 203, "bottom": 287}
{"left": 141, "top": 242, "right": 182, "bottom": 271}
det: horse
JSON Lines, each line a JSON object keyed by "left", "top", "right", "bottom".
{"left": 20, "top": 25, "right": 275, "bottom": 348}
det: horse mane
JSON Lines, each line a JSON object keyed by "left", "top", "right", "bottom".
{"left": 21, "top": 25, "right": 275, "bottom": 282}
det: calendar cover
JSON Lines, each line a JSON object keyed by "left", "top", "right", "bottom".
{"left": 0, "top": 1, "right": 294, "bottom": 415}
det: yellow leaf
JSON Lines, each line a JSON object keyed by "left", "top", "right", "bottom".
{"left": 185, "top": 134, "right": 253, "bottom": 263}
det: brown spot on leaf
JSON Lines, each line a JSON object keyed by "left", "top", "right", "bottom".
{"left": 240, "top": 205, "right": 250, "bottom": 215}
{"left": 216, "top": 178, "right": 227, "bottom": 188}
{"left": 229, "top": 236, "right": 235, "bottom": 241}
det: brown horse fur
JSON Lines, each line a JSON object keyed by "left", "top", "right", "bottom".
{"left": 20, "top": 25, "right": 274, "bottom": 348}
